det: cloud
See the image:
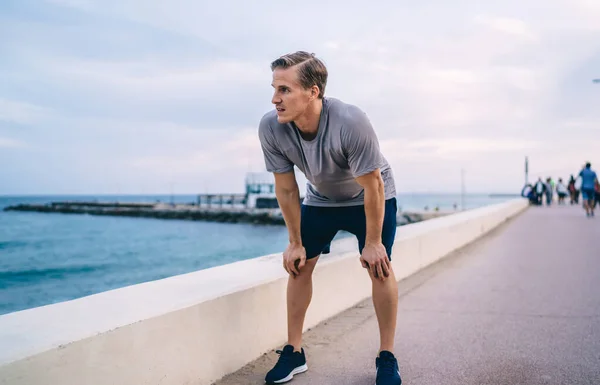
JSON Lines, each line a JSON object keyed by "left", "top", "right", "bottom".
{"left": 43, "top": 57, "right": 266, "bottom": 100}
{"left": 474, "top": 16, "right": 538, "bottom": 41}
{"left": 380, "top": 137, "right": 539, "bottom": 163}
{"left": 129, "top": 128, "right": 262, "bottom": 175}
{"left": 409, "top": 138, "right": 539, "bottom": 154}
{"left": 0, "top": 137, "right": 28, "bottom": 148}
{"left": 1, "top": 0, "right": 600, "bottom": 194}
{"left": 0, "top": 99, "right": 53, "bottom": 125}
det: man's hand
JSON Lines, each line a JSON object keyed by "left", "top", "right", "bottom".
{"left": 360, "top": 242, "right": 390, "bottom": 281}
{"left": 283, "top": 243, "right": 306, "bottom": 278}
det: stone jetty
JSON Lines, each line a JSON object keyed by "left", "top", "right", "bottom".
{"left": 3, "top": 201, "right": 445, "bottom": 226}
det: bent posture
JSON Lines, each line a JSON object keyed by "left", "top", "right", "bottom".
{"left": 258, "top": 51, "right": 401, "bottom": 385}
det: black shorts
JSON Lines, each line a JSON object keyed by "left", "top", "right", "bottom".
{"left": 300, "top": 197, "right": 398, "bottom": 260}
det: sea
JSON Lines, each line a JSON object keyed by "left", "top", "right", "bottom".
{"left": 0, "top": 193, "right": 514, "bottom": 316}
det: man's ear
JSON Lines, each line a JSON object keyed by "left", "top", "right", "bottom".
{"left": 311, "top": 85, "right": 320, "bottom": 100}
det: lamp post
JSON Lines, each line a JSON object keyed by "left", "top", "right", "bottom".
{"left": 461, "top": 168, "right": 465, "bottom": 211}
{"left": 525, "top": 156, "right": 529, "bottom": 185}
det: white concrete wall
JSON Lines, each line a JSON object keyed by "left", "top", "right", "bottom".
{"left": 0, "top": 198, "right": 528, "bottom": 385}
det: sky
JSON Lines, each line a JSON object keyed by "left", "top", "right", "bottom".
{"left": 1, "top": 0, "right": 599, "bottom": 195}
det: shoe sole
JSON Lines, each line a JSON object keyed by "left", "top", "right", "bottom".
{"left": 374, "top": 370, "right": 402, "bottom": 385}
{"left": 270, "top": 364, "right": 308, "bottom": 384}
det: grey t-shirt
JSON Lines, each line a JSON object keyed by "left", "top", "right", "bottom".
{"left": 258, "top": 97, "right": 396, "bottom": 207}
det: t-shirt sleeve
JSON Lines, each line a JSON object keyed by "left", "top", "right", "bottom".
{"left": 340, "top": 105, "right": 385, "bottom": 178}
{"left": 258, "top": 115, "right": 295, "bottom": 174}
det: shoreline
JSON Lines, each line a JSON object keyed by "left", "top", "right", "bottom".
{"left": 3, "top": 201, "right": 450, "bottom": 226}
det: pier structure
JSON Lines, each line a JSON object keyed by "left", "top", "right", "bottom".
{"left": 195, "top": 172, "right": 280, "bottom": 209}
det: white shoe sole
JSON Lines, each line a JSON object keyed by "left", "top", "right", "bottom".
{"left": 272, "top": 364, "right": 308, "bottom": 383}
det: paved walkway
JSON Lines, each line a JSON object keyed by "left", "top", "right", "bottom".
{"left": 213, "top": 205, "right": 600, "bottom": 385}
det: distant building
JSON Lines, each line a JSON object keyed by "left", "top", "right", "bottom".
{"left": 245, "top": 170, "right": 306, "bottom": 209}
{"left": 196, "top": 171, "right": 306, "bottom": 209}
{"left": 245, "top": 172, "right": 277, "bottom": 208}
{"left": 245, "top": 172, "right": 275, "bottom": 194}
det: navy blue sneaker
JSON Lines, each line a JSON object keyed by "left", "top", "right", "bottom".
{"left": 375, "top": 351, "right": 402, "bottom": 385}
{"left": 265, "top": 345, "right": 308, "bottom": 384}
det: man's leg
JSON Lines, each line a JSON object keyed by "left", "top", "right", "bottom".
{"left": 583, "top": 191, "right": 591, "bottom": 215}
{"left": 287, "top": 204, "right": 337, "bottom": 351}
{"left": 342, "top": 198, "right": 399, "bottom": 353}
{"left": 287, "top": 256, "right": 319, "bottom": 351}
{"left": 368, "top": 263, "right": 398, "bottom": 353}
{"left": 339, "top": 198, "right": 401, "bottom": 383}
{"left": 265, "top": 204, "right": 337, "bottom": 384}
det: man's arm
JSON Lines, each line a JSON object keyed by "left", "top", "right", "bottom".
{"left": 258, "top": 116, "right": 306, "bottom": 276}
{"left": 340, "top": 105, "right": 390, "bottom": 279}
{"left": 355, "top": 168, "right": 389, "bottom": 280}
{"left": 274, "top": 171, "right": 302, "bottom": 245}
{"left": 355, "top": 169, "right": 385, "bottom": 245}
{"left": 257, "top": 115, "right": 300, "bottom": 243}
{"left": 341, "top": 106, "right": 386, "bottom": 246}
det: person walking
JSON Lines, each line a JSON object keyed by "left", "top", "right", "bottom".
{"left": 568, "top": 175, "right": 579, "bottom": 205}
{"left": 258, "top": 51, "right": 402, "bottom": 385}
{"left": 556, "top": 178, "right": 568, "bottom": 205}
{"left": 545, "top": 177, "right": 554, "bottom": 206}
{"left": 593, "top": 179, "right": 600, "bottom": 211}
{"left": 578, "top": 163, "right": 598, "bottom": 217}
{"left": 534, "top": 178, "right": 546, "bottom": 205}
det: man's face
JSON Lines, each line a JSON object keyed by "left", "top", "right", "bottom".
{"left": 271, "top": 66, "right": 314, "bottom": 124}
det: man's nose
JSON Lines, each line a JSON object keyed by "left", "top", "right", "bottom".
{"left": 272, "top": 93, "right": 281, "bottom": 105}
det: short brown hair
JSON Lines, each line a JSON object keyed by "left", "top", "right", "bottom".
{"left": 270, "top": 51, "right": 328, "bottom": 99}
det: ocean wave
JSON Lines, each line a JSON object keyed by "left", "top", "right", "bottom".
{"left": 0, "top": 240, "right": 29, "bottom": 249}
{"left": 0, "top": 264, "right": 110, "bottom": 281}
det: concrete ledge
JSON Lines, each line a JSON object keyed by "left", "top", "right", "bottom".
{"left": 0, "top": 198, "right": 528, "bottom": 385}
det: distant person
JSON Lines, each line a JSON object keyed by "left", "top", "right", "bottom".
{"left": 593, "top": 179, "right": 600, "bottom": 211}
{"left": 521, "top": 183, "right": 538, "bottom": 205}
{"left": 578, "top": 162, "right": 598, "bottom": 217}
{"left": 545, "top": 177, "right": 554, "bottom": 206}
{"left": 556, "top": 178, "right": 568, "bottom": 204}
{"left": 258, "top": 51, "right": 402, "bottom": 384}
{"left": 568, "top": 175, "right": 579, "bottom": 205}
{"left": 534, "top": 178, "right": 546, "bottom": 205}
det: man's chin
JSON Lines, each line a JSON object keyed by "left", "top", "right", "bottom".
{"left": 276, "top": 115, "right": 292, "bottom": 124}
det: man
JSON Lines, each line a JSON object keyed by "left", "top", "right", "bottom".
{"left": 579, "top": 162, "right": 598, "bottom": 217}
{"left": 568, "top": 175, "right": 579, "bottom": 205}
{"left": 258, "top": 51, "right": 401, "bottom": 385}
{"left": 556, "top": 178, "right": 568, "bottom": 205}
{"left": 545, "top": 177, "right": 554, "bottom": 206}
{"left": 593, "top": 179, "right": 600, "bottom": 211}
{"left": 534, "top": 177, "right": 546, "bottom": 205}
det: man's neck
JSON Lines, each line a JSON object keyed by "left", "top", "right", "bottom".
{"left": 293, "top": 99, "right": 323, "bottom": 137}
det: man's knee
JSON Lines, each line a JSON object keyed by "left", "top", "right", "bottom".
{"left": 365, "top": 262, "right": 395, "bottom": 281}
{"left": 297, "top": 256, "right": 319, "bottom": 278}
